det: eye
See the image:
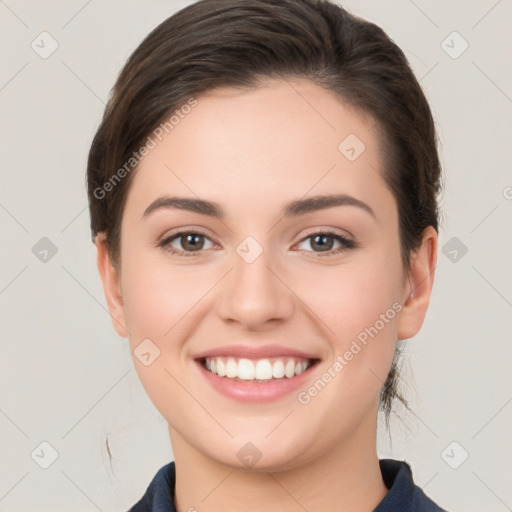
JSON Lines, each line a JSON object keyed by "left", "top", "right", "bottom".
{"left": 158, "top": 228, "right": 357, "bottom": 258}
{"left": 295, "top": 230, "right": 356, "bottom": 257}
{"left": 158, "top": 230, "right": 216, "bottom": 257}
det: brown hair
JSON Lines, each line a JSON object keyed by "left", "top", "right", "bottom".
{"left": 87, "top": 0, "right": 443, "bottom": 423}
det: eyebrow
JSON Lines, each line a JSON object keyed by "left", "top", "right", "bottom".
{"left": 142, "top": 194, "right": 376, "bottom": 220}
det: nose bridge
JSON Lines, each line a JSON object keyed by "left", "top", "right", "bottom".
{"left": 217, "top": 235, "right": 293, "bottom": 328}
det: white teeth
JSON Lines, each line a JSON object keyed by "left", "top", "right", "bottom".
{"left": 272, "top": 360, "right": 285, "bottom": 378}
{"left": 203, "top": 356, "right": 312, "bottom": 381}
{"left": 285, "top": 359, "right": 295, "bottom": 378}
{"left": 255, "top": 359, "right": 273, "bottom": 380}
{"left": 226, "top": 358, "right": 237, "bottom": 378}
{"left": 217, "top": 359, "right": 226, "bottom": 377}
{"left": 238, "top": 358, "right": 255, "bottom": 380}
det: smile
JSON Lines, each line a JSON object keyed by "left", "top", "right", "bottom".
{"left": 194, "top": 344, "right": 321, "bottom": 402}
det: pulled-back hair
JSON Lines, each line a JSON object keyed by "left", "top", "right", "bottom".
{"left": 87, "top": 0, "right": 443, "bottom": 423}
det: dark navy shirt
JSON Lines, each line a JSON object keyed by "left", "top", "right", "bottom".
{"left": 129, "top": 458, "right": 448, "bottom": 511}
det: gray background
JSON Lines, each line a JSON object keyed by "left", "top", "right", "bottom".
{"left": 1, "top": 0, "right": 511, "bottom": 511}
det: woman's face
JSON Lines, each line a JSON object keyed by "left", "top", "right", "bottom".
{"left": 98, "top": 79, "right": 433, "bottom": 471}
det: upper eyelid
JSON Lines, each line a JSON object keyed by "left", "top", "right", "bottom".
{"left": 159, "top": 226, "right": 215, "bottom": 242}
{"left": 300, "top": 226, "right": 353, "bottom": 240}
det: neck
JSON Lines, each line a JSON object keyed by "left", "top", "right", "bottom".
{"left": 169, "top": 407, "right": 389, "bottom": 512}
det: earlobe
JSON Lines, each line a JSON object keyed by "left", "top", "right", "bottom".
{"left": 95, "top": 233, "right": 129, "bottom": 338}
{"left": 397, "top": 226, "right": 438, "bottom": 341}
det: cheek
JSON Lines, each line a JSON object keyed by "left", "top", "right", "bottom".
{"left": 119, "top": 254, "right": 222, "bottom": 392}
{"left": 296, "top": 254, "right": 403, "bottom": 342}
{"left": 295, "top": 248, "right": 403, "bottom": 397}
{"left": 119, "top": 256, "right": 202, "bottom": 412}
{"left": 121, "top": 256, "right": 207, "bottom": 341}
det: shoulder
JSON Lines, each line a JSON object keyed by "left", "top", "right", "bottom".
{"left": 375, "top": 459, "right": 449, "bottom": 512}
{"left": 128, "top": 461, "right": 176, "bottom": 512}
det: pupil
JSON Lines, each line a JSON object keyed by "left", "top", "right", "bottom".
{"left": 313, "top": 234, "right": 332, "bottom": 252}
{"left": 184, "top": 234, "right": 203, "bottom": 251}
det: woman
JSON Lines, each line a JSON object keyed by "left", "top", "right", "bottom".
{"left": 87, "top": 0, "right": 447, "bottom": 510}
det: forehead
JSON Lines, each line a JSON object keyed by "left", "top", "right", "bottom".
{"left": 123, "top": 79, "right": 394, "bottom": 223}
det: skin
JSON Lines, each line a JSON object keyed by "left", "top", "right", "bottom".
{"left": 96, "top": 78, "right": 437, "bottom": 512}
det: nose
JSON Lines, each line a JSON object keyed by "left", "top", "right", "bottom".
{"left": 216, "top": 241, "right": 295, "bottom": 331}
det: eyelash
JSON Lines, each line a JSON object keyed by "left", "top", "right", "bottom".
{"left": 157, "top": 229, "right": 357, "bottom": 258}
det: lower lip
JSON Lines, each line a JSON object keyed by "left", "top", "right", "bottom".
{"left": 196, "top": 360, "right": 318, "bottom": 403}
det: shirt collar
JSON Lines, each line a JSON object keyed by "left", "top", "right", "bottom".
{"left": 130, "top": 458, "right": 447, "bottom": 512}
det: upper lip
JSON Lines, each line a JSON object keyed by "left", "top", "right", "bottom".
{"left": 194, "top": 344, "right": 319, "bottom": 361}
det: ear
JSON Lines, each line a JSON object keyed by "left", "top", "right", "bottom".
{"left": 397, "top": 226, "right": 438, "bottom": 340}
{"left": 95, "top": 233, "right": 129, "bottom": 338}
